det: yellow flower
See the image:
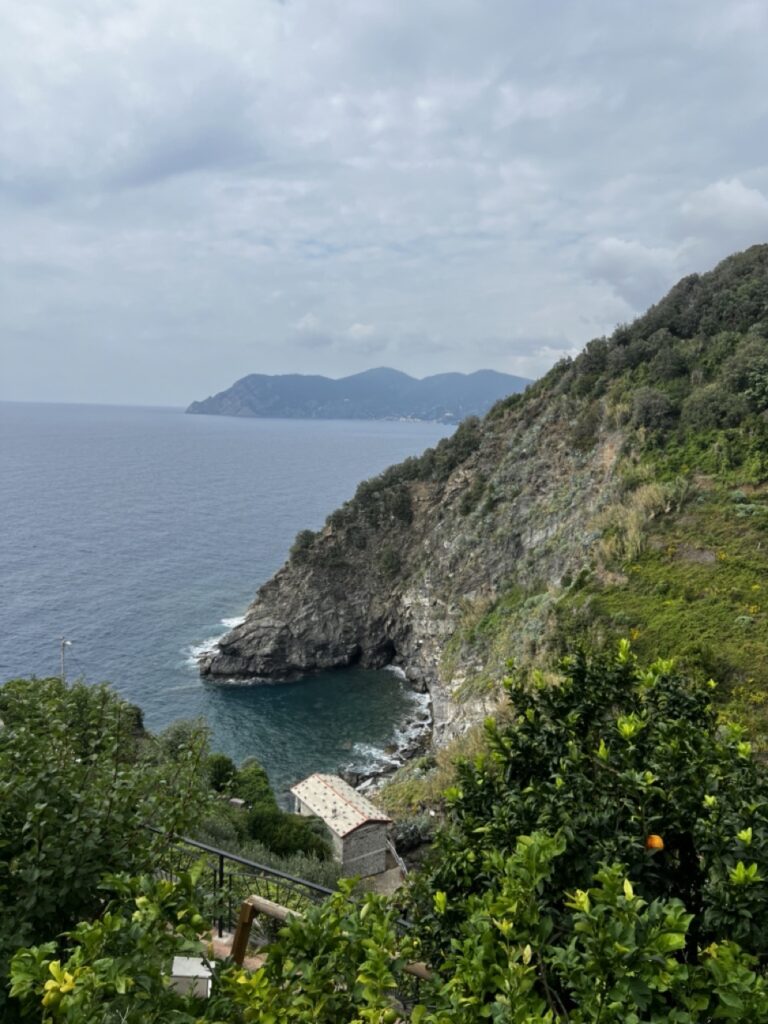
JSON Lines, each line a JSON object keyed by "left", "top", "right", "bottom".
{"left": 42, "top": 961, "right": 76, "bottom": 1005}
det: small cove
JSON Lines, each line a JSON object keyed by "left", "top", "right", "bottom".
{"left": 0, "top": 402, "right": 451, "bottom": 797}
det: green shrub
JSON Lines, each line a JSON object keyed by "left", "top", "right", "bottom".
{"left": 682, "top": 383, "right": 747, "bottom": 430}
{"left": 377, "top": 545, "right": 401, "bottom": 578}
{"left": 458, "top": 472, "right": 486, "bottom": 515}
{"left": 290, "top": 528, "right": 316, "bottom": 560}
{"left": 570, "top": 400, "right": 602, "bottom": 451}
{"left": 206, "top": 752, "right": 237, "bottom": 792}
{"left": 631, "top": 386, "right": 676, "bottom": 431}
{"left": 233, "top": 758, "right": 277, "bottom": 809}
{"left": 247, "top": 808, "right": 329, "bottom": 860}
{"left": 410, "top": 643, "right": 768, "bottom": 962}
{"left": 0, "top": 679, "right": 209, "bottom": 1015}
{"left": 10, "top": 868, "right": 209, "bottom": 1024}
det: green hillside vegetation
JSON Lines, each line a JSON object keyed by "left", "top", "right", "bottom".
{"left": 0, "top": 678, "right": 334, "bottom": 1020}
{"left": 6, "top": 245, "right": 768, "bottom": 1019}
{"left": 9, "top": 646, "right": 768, "bottom": 1021}
{"left": 425, "top": 246, "right": 768, "bottom": 731}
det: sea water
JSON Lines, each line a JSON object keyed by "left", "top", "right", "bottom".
{"left": 0, "top": 402, "right": 450, "bottom": 796}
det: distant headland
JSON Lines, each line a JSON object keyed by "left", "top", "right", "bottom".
{"left": 186, "top": 367, "right": 531, "bottom": 424}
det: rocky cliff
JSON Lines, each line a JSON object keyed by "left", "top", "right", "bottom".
{"left": 201, "top": 245, "right": 768, "bottom": 742}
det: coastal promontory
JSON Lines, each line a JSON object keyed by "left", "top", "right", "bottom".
{"left": 186, "top": 367, "right": 530, "bottom": 424}
{"left": 200, "top": 245, "right": 768, "bottom": 742}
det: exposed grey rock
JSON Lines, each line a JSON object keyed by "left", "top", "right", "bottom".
{"left": 198, "top": 246, "right": 768, "bottom": 742}
{"left": 198, "top": 396, "right": 623, "bottom": 740}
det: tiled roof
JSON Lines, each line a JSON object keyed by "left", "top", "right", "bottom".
{"left": 290, "top": 773, "right": 391, "bottom": 837}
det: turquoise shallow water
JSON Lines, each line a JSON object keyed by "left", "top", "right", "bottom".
{"left": 0, "top": 402, "right": 450, "bottom": 796}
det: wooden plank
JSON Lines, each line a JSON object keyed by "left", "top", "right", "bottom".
{"left": 403, "top": 960, "right": 432, "bottom": 981}
{"left": 230, "top": 900, "right": 257, "bottom": 966}
{"left": 247, "top": 894, "right": 303, "bottom": 923}
{"left": 231, "top": 894, "right": 432, "bottom": 981}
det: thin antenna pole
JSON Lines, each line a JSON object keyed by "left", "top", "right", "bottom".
{"left": 60, "top": 637, "right": 72, "bottom": 685}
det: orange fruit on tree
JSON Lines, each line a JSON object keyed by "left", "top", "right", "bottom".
{"left": 645, "top": 834, "right": 664, "bottom": 851}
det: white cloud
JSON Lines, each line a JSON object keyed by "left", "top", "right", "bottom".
{"left": 295, "top": 313, "right": 321, "bottom": 333}
{"left": 681, "top": 179, "right": 768, "bottom": 237}
{"left": 589, "top": 238, "right": 682, "bottom": 309}
{"left": 347, "top": 323, "right": 375, "bottom": 338}
{"left": 493, "top": 81, "right": 600, "bottom": 127}
{"left": 1, "top": 0, "right": 767, "bottom": 402}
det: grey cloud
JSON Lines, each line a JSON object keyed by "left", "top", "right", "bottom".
{"left": 1, "top": 0, "right": 767, "bottom": 403}
{"left": 110, "top": 114, "right": 260, "bottom": 190}
{"left": 679, "top": 180, "right": 768, "bottom": 257}
{"left": 292, "top": 331, "right": 335, "bottom": 350}
{"left": 479, "top": 335, "right": 577, "bottom": 358}
{"left": 588, "top": 239, "right": 682, "bottom": 310}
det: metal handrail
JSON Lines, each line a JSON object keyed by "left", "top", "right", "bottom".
{"left": 146, "top": 825, "right": 414, "bottom": 941}
{"left": 145, "top": 825, "right": 335, "bottom": 939}
{"left": 146, "top": 825, "right": 425, "bottom": 1006}
{"left": 144, "top": 825, "right": 335, "bottom": 897}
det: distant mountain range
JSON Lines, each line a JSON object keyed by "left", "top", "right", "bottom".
{"left": 186, "top": 367, "right": 531, "bottom": 423}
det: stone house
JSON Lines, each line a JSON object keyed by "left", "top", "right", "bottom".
{"left": 290, "top": 773, "right": 391, "bottom": 877}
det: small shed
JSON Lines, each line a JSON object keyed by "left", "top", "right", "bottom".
{"left": 291, "top": 773, "right": 392, "bottom": 877}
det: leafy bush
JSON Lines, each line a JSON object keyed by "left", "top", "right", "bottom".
{"left": 410, "top": 644, "right": 768, "bottom": 966}
{"left": 648, "top": 330, "right": 690, "bottom": 381}
{"left": 377, "top": 545, "right": 402, "bottom": 578}
{"left": 0, "top": 678, "right": 209, "bottom": 1016}
{"left": 10, "top": 868, "right": 208, "bottom": 1024}
{"left": 458, "top": 472, "right": 486, "bottom": 515}
{"left": 207, "top": 752, "right": 237, "bottom": 792}
{"left": 289, "top": 528, "right": 316, "bottom": 560}
{"left": 229, "top": 757, "right": 331, "bottom": 860}
{"left": 234, "top": 758, "right": 276, "bottom": 809}
{"left": 570, "top": 401, "right": 602, "bottom": 451}
{"left": 681, "top": 384, "right": 747, "bottom": 431}
{"left": 631, "top": 386, "right": 676, "bottom": 431}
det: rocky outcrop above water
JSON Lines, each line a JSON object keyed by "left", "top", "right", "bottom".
{"left": 200, "top": 245, "right": 768, "bottom": 741}
{"left": 198, "top": 395, "right": 622, "bottom": 738}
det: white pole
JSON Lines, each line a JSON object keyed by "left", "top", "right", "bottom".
{"left": 60, "top": 637, "right": 72, "bottom": 685}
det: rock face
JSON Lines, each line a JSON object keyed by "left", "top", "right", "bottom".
{"left": 198, "top": 396, "right": 622, "bottom": 739}
{"left": 200, "top": 245, "right": 768, "bottom": 741}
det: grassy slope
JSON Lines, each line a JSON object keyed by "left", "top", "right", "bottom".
{"left": 559, "top": 484, "right": 768, "bottom": 733}
{"left": 380, "top": 245, "right": 768, "bottom": 813}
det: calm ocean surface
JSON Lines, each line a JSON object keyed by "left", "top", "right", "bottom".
{"left": 0, "top": 402, "right": 450, "bottom": 796}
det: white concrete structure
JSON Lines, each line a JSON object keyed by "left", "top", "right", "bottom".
{"left": 169, "top": 956, "right": 211, "bottom": 998}
{"left": 291, "top": 773, "right": 392, "bottom": 877}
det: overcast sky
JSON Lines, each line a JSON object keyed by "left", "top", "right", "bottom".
{"left": 2, "top": 0, "right": 767, "bottom": 405}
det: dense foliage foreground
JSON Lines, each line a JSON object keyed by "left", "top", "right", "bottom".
{"left": 4, "top": 646, "right": 768, "bottom": 1021}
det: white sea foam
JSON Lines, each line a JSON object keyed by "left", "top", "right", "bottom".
{"left": 350, "top": 742, "right": 402, "bottom": 769}
{"left": 344, "top": 675, "right": 433, "bottom": 783}
{"left": 183, "top": 637, "right": 218, "bottom": 667}
{"left": 183, "top": 614, "right": 246, "bottom": 668}
{"left": 384, "top": 664, "right": 407, "bottom": 680}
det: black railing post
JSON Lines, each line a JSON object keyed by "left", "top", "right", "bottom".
{"left": 227, "top": 872, "right": 233, "bottom": 934}
{"left": 212, "top": 865, "right": 219, "bottom": 937}
{"left": 218, "top": 853, "right": 225, "bottom": 938}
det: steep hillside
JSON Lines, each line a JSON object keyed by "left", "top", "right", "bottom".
{"left": 186, "top": 367, "right": 530, "bottom": 423}
{"left": 200, "top": 245, "right": 768, "bottom": 742}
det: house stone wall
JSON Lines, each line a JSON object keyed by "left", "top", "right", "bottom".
{"left": 294, "top": 794, "right": 388, "bottom": 876}
{"left": 340, "top": 822, "right": 388, "bottom": 877}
